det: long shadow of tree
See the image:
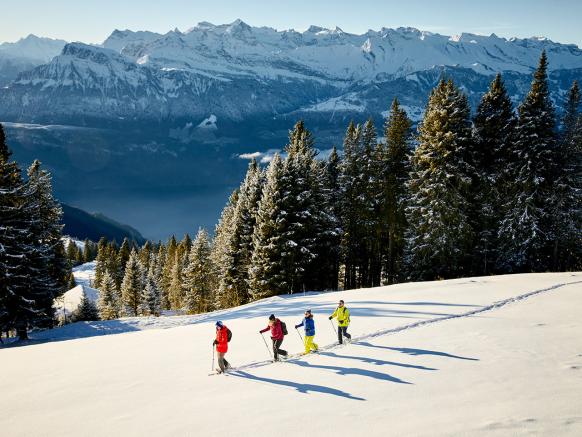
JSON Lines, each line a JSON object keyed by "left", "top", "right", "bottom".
{"left": 356, "top": 342, "right": 479, "bottom": 361}
{"left": 287, "top": 359, "right": 413, "bottom": 384}
{"left": 319, "top": 351, "right": 437, "bottom": 370}
{"left": 229, "top": 370, "right": 366, "bottom": 401}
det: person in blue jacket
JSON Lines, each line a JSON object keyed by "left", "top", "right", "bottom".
{"left": 295, "top": 309, "right": 318, "bottom": 354}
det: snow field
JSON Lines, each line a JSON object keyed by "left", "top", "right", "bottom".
{"left": 1, "top": 272, "right": 581, "bottom": 436}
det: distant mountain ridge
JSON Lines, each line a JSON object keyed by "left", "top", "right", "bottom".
{"left": 61, "top": 203, "right": 146, "bottom": 244}
{"left": 1, "top": 21, "right": 582, "bottom": 124}
{"left": 1, "top": 21, "right": 581, "bottom": 239}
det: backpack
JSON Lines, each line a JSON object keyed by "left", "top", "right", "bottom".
{"left": 280, "top": 321, "right": 288, "bottom": 336}
{"left": 226, "top": 328, "right": 232, "bottom": 342}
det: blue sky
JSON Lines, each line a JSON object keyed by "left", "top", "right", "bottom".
{"left": 2, "top": 0, "right": 581, "bottom": 46}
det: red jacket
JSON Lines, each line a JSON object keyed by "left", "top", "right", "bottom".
{"left": 260, "top": 319, "right": 284, "bottom": 340}
{"left": 215, "top": 326, "right": 229, "bottom": 353}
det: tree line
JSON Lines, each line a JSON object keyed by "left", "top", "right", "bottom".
{"left": 88, "top": 51, "right": 580, "bottom": 321}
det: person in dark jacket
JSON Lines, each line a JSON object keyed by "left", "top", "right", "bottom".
{"left": 213, "top": 321, "right": 231, "bottom": 373}
{"left": 295, "top": 309, "right": 318, "bottom": 354}
{"left": 259, "top": 314, "right": 288, "bottom": 361}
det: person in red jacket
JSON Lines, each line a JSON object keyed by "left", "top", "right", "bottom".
{"left": 259, "top": 314, "right": 288, "bottom": 361}
{"left": 213, "top": 321, "right": 231, "bottom": 373}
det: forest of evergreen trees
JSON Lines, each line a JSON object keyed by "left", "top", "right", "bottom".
{"left": 1, "top": 52, "right": 581, "bottom": 334}
{"left": 87, "top": 52, "right": 581, "bottom": 321}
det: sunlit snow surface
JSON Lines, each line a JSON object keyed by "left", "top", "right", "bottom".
{"left": 1, "top": 272, "right": 581, "bottom": 436}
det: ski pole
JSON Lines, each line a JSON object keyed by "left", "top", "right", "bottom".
{"left": 211, "top": 344, "right": 215, "bottom": 372}
{"left": 329, "top": 319, "right": 337, "bottom": 337}
{"left": 260, "top": 332, "right": 272, "bottom": 359}
{"left": 295, "top": 327, "right": 304, "bottom": 345}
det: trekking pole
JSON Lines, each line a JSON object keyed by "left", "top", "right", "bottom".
{"left": 260, "top": 332, "right": 272, "bottom": 359}
{"left": 295, "top": 327, "right": 304, "bottom": 345}
{"left": 211, "top": 344, "right": 215, "bottom": 372}
{"left": 329, "top": 319, "right": 337, "bottom": 337}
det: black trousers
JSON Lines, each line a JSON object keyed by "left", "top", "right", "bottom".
{"left": 337, "top": 326, "right": 351, "bottom": 344}
{"left": 272, "top": 338, "right": 288, "bottom": 360}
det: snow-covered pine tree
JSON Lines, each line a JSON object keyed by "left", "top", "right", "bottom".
{"left": 106, "top": 240, "right": 121, "bottom": 288}
{"left": 67, "top": 271, "right": 76, "bottom": 290}
{"left": 82, "top": 238, "right": 91, "bottom": 262}
{"left": 160, "top": 235, "right": 177, "bottom": 308}
{"left": 211, "top": 190, "right": 238, "bottom": 309}
{"left": 472, "top": 74, "right": 516, "bottom": 274}
{"left": 379, "top": 98, "right": 413, "bottom": 284}
{"left": 360, "top": 118, "right": 381, "bottom": 287}
{"left": 120, "top": 250, "right": 143, "bottom": 317}
{"left": 279, "top": 121, "right": 320, "bottom": 293}
{"left": 26, "top": 160, "right": 70, "bottom": 328}
{"left": 140, "top": 261, "right": 161, "bottom": 316}
{"left": 551, "top": 80, "right": 582, "bottom": 269}
{"left": 117, "top": 238, "right": 131, "bottom": 282}
{"left": 92, "top": 237, "right": 108, "bottom": 289}
{"left": 405, "top": 79, "right": 474, "bottom": 280}
{"left": 249, "top": 154, "right": 288, "bottom": 299}
{"left": 97, "top": 270, "right": 119, "bottom": 320}
{"left": 183, "top": 228, "right": 213, "bottom": 314}
{"left": 168, "top": 253, "right": 185, "bottom": 311}
{"left": 314, "top": 146, "right": 342, "bottom": 291}
{"left": 339, "top": 121, "right": 365, "bottom": 289}
{"left": 497, "top": 51, "right": 558, "bottom": 272}
{"left": 71, "top": 291, "right": 99, "bottom": 322}
{"left": 0, "top": 123, "right": 36, "bottom": 339}
{"left": 66, "top": 240, "right": 80, "bottom": 266}
{"left": 216, "top": 160, "right": 263, "bottom": 307}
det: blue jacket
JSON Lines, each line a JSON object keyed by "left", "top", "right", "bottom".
{"left": 295, "top": 317, "right": 315, "bottom": 336}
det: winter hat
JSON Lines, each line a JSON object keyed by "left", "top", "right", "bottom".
{"left": 305, "top": 309, "right": 312, "bottom": 315}
{"left": 269, "top": 314, "right": 276, "bottom": 321}
{"left": 215, "top": 321, "right": 223, "bottom": 328}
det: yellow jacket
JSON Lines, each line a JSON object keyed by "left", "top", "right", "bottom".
{"left": 330, "top": 306, "right": 350, "bottom": 327}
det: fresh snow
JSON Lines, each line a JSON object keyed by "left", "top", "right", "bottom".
{"left": 53, "top": 261, "right": 98, "bottom": 317}
{"left": 1, "top": 272, "right": 581, "bottom": 436}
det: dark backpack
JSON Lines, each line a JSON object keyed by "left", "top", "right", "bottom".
{"left": 280, "top": 321, "right": 288, "bottom": 336}
{"left": 227, "top": 328, "right": 232, "bottom": 342}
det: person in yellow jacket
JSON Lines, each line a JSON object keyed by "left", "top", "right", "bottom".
{"left": 329, "top": 299, "right": 351, "bottom": 345}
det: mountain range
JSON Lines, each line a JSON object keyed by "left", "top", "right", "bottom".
{"left": 1, "top": 21, "right": 581, "bottom": 239}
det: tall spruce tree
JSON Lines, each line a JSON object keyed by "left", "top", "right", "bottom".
{"left": 183, "top": 228, "right": 213, "bottom": 314}
{"left": 497, "top": 51, "right": 558, "bottom": 272}
{"left": 211, "top": 191, "right": 239, "bottom": 309}
{"left": 97, "top": 270, "right": 119, "bottom": 320}
{"left": 472, "top": 74, "right": 516, "bottom": 274}
{"left": 279, "top": 121, "right": 321, "bottom": 293}
{"left": 0, "top": 123, "right": 36, "bottom": 339}
{"left": 120, "top": 250, "right": 143, "bottom": 317}
{"left": 249, "top": 154, "right": 288, "bottom": 299}
{"left": 216, "top": 160, "right": 263, "bottom": 307}
{"left": 405, "top": 79, "right": 474, "bottom": 280}
{"left": 339, "top": 121, "right": 365, "bottom": 289}
{"left": 140, "top": 262, "right": 161, "bottom": 316}
{"left": 71, "top": 291, "right": 99, "bottom": 322}
{"left": 552, "top": 80, "right": 582, "bottom": 269}
{"left": 26, "top": 160, "right": 70, "bottom": 328}
{"left": 380, "top": 98, "right": 413, "bottom": 284}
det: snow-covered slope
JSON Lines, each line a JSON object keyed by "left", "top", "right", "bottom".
{"left": 1, "top": 272, "right": 580, "bottom": 436}
{"left": 53, "top": 261, "right": 97, "bottom": 320}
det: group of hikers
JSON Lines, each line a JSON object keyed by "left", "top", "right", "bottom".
{"left": 212, "top": 299, "right": 351, "bottom": 374}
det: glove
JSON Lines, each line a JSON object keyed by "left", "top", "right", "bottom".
{"left": 328, "top": 316, "right": 332, "bottom": 320}
{"left": 212, "top": 340, "right": 217, "bottom": 346}
{"left": 294, "top": 325, "right": 299, "bottom": 329}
